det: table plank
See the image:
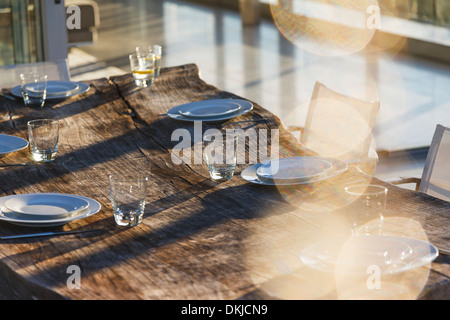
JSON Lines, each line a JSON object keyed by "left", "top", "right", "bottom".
{"left": 0, "top": 64, "right": 448, "bottom": 300}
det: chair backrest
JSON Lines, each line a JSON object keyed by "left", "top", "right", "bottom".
{"left": 0, "top": 59, "right": 70, "bottom": 89}
{"left": 419, "top": 124, "right": 450, "bottom": 201}
{"left": 301, "top": 81, "right": 380, "bottom": 160}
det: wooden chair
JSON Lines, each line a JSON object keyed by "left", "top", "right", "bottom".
{"left": 392, "top": 124, "right": 450, "bottom": 202}
{"left": 293, "top": 81, "right": 380, "bottom": 175}
{"left": 0, "top": 58, "right": 70, "bottom": 89}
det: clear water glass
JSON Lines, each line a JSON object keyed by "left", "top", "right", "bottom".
{"left": 27, "top": 119, "right": 59, "bottom": 162}
{"left": 129, "top": 52, "right": 155, "bottom": 87}
{"left": 344, "top": 184, "right": 388, "bottom": 236}
{"left": 109, "top": 174, "right": 148, "bottom": 227}
{"left": 203, "top": 133, "right": 237, "bottom": 182}
{"left": 20, "top": 73, "right": 47, "bottom": 108}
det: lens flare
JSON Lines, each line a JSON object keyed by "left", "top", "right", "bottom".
{"left": 271, "top": 0, "right": 379, "bottom": 56}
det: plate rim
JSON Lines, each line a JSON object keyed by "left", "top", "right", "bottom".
{"left": 11, "top": 81, "right": 89, "bottom": 100}
{"left": 44, "top": 81, "right": 80, "bottom": 96}
{"left": 177, "top": 100, "right": 242, "bottom": 118}
{"left": 256, "top": 157, "right": 334, "bottom": 183}
{"left": 4, "top": 193, "right": 90, "bottom": 216}
{"left": 241, "top": 156, "right": 348, "bottom": 186}
{"left": 167, "top": 98, "right": 253, "bottom": 122}
{"left": 0, "top": 193, "right": 101, "bottom": 227}
{"left": 0, "top": 134, "right": 29, "bottom": 155}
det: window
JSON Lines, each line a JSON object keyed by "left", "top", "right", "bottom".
{"left": 379, "top": 0, "right": 450, "bottom": 27}
{"left": 0, "top": 0, "right": 44, "bottom": 66}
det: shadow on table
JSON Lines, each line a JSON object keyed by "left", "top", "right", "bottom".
{"left": 0, "top": 180, "right": 297, "bottom": 298}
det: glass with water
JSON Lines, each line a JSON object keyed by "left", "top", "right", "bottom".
{"left": 129, "top": 52, "right": 155, "bottom": 87}
{"left": 20, "top": 73, "right": 47, "bottom": 108}
{"left": 109, "top": 174, "right": 148, "bottom": 227}
{"left": 344, "top": 184, "right": 388, "bottom": 236}
{"left": 27, "top": 119, "right": 59, "bottom": 162}
{"left": 203, "top": 133, "right": 237, "bottom": 182}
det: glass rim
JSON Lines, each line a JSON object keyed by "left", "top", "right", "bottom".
{"left": 136, "top": 44, "right": 161, "bottom": 51}
{"left": 344, "top": 184, "right": 388, "bottom": 196}
{"left": 129, "top": 52, "right": 155, "bottom": 59}
{"left": 27, "top": 119, "right": 59, "bottom": 126}
{"left": 19, "top": 72, "right": 48, "bottom": 79}
{"left": 203, "top": 133, "right": 238, "bottom": 142}
{"left": 109, "top": 174, "right": 149, "bottom": 181}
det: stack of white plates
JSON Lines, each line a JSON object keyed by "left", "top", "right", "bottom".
{"left": 12, "top": 80, "right": 90, "bottom": 100}
{"left": 167, "top": 99, "right": 253, "bottom": 122}
{"left": 0, "top": 193, "right": 100, "bottom": 227}
{"left": 241, "top": 156, "right": 348, "bottom": 186}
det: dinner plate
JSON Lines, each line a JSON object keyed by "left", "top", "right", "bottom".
{"left": 0, "top": 193, "right": 101, "bottom": 227}
{"left": 0, "top": 134, "right": 29, "bottom": 155}
{"left": 4, "top": 193, "right": 90, "bottom": 219}
{"left": 167, "top": 99, "right": 253, "bottom": 122}
{"left": 299, "top": 235, "right": 439, "bottom": 275}
{"left": 178, "top": 100, "right": 241, "bottom": 119}
{"left": 44, "top": 81, "right": 79, "bottom": 97}
{"left": 256, "top": 157, "right": 333, "bottom": 184}
{"left": 11, "top": 81, "right": 89, "bottom": 100}
{"left": 241, "top": 157, "right": 347, "bottom": 186}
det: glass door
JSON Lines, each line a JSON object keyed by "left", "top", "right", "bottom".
{"left": 0, "top": 0, "right": 67, "bottom": 67}
{"left": 0, "top": 0, "right": 43, "bottom": 66}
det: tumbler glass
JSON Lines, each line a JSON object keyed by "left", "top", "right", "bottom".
{"left": 27, "top": 119, "right": 59, "bottom": 162}
{"left": 344, "top": 184, "right": 388, "bottom": 236}
{"left": 20, "top": 73, "right": 47, "bottom": 108}
{"left": 109, "top": 174, "right": 148, "bottom": 227}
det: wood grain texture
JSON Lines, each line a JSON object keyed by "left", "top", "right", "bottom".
{"left": 0, "top": 64, "right": 447, "bottom": 300}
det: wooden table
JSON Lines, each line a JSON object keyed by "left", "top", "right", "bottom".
{"left": 0, "top": 64, "right": 449, "bottom": 300}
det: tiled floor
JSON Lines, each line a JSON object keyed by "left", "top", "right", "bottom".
{"left": 68, "top": 0, "right": 450, "bottom": 182}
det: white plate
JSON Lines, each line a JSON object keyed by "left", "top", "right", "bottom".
{"left": 178, "top": 100, "right": 241, "bottom": 119}
{"left": 0, "top": 134, "right": 29, "bottom": 155}
{"left": 0, "top": 193, "right": 101, "bottom": 227}
{"left": 256, "top": 157, "right": 333, "bottom": 183}
{"left": 241, "top": 157, "right": 347, "bottom": 186}
{"left": 300, "top": 235, "right": 439, "bottom": 275}
{"left": 11, "top": 81, "right": 89, "bottom": 100}
{"left": 4, "top": 193, "right": 89, "bottom": 219}
{"left": 44, "top": 81, "right": 79, "bottom": 97}
{"left": 167, "top": 99, "right": 253, "bottom": 122}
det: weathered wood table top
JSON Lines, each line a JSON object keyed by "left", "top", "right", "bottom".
{"left": 0, "top": 64, "right": 448, "bottom": 300}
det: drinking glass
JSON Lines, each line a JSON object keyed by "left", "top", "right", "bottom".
{"left": 129, "top": 52, "right": 155, "bottom": 87}
{"left": 20, "top": 73, "right": 47, "bottom": 107}
{"left": 109, "top": 174, "right": 148, "bottom": 227}
{"left": 136, "top": 45, "right": 162, "bottom": 77}
{"left": 344, "top": 184, "right": 388, "bottom": 236}
{"left": 27, "top": 119, "right": 59, "bottom": 162}
{"left": 203, "top": 133, "right": 238, "bottom": 182}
